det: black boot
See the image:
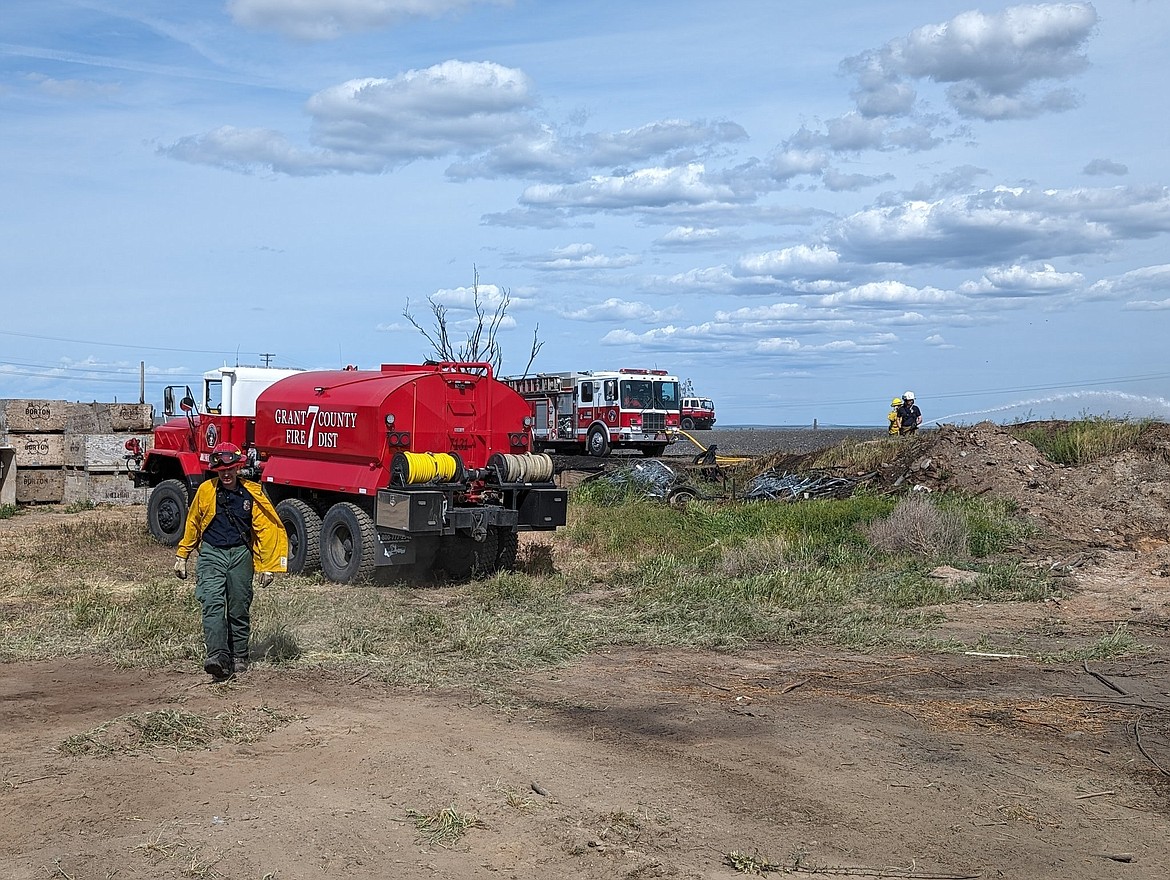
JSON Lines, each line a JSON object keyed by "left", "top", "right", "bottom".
{"left": 204, "top": 653, "right": 231, "bottom": 680}
{"left": 232, "top": 653, "right": 250, "bottom": 675}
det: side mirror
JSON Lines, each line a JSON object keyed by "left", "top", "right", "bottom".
{"left": 180, "top": 396, "right": 195, "bottom": 413}
{"left": 163, "top": 387, "right": 175, "bottom": 416}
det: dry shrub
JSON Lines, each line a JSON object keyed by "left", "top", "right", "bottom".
{"left": 863, "top": 492, "right": 968, "bottom": 558}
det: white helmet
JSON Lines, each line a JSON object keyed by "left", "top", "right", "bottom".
{"left": 903, "top": 391, "right": 915, "bottom": 401}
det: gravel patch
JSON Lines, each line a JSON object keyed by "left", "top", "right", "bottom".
{"left": 665, "top": 427, "right": 889, "bottom": 459}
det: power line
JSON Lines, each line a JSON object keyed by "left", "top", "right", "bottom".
{"left": 0, "top": 329, "right": 237, "bottom": 356}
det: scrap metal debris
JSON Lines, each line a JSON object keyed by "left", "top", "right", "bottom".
{"left": 741, "top": 469, "right": 858, "bottom": 502}
{"left": 588, "top": 458, "right": 859, "bottom": 504}
{"left": 590, "top": 458, "right": 682, "bottom": 500}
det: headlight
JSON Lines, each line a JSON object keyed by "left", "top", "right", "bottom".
{"left": 384, "top": 413, "right": 396, "bottom": 428}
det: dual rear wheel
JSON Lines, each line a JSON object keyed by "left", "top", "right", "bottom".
{"left": 276, "top": 498, "right": 517, "bottom": 585}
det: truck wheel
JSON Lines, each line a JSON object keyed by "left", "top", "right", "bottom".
{"left": 494, "top": 527, "right": 519, "bottom": 572}
{"left": 276, "top": 499, "right": 321, "bottom": 575}
{"left": 587, "top": 426, "right": 610, "bottom": 457}
{"left": 436, "top": 530, "right": 499, "bottom": 579}
{"left": 320, "top": 502, "right": 377, "bottom": 584}
{"left": 147, "top": 479, "right": 188, "bottom": 546}
{"left": 681, "top": 417, "right": 695, "bottom": 430}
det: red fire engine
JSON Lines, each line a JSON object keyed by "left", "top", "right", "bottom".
{"left": 503, "top": 368, "right": 681, "bottom": 457}
{"left": 680, "top": 395, "right": 717, "bottom": 430}
{"left": 127, "top": 363, "right": 566, "bottom": 584}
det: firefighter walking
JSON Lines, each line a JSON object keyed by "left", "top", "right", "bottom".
{"left": 173, "top": 442, "right": 288, "bottom": 680}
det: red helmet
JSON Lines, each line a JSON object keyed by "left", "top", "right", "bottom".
{"left": 208, "top": 442, "right": 248, "bottom": 472}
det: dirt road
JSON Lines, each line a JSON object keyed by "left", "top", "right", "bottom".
{"left": 3, "top": 634, "right": 1168, "bottom": 880}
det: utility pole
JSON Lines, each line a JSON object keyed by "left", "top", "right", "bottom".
{"left": 260, "top": 353, "right": 275, "bottom": 367}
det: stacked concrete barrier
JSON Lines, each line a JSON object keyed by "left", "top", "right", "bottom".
{"left": 0, "top": 399, "right": 155, "bottom": 507}
{"left": 0, "top": 399, "right": 69, "bottom": 504}
{"left": 64, "top": 403, "right": 154, "bottom": 506}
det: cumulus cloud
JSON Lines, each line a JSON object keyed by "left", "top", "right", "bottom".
{"left": 863, "top": 2, "right": 1099, "bottom": 121}
{"left": 829, "top": 185, "right": 1170, "bottom": 267}
{"left": 227, "top": 0, "right": 510, "bottom": 41}
{"left": 529, "top": 243, "right": 640, "bottom": 271}
{"left": 817, "top": 280, "right": 959, "bottom": 308}
{"left": 958, "top": 262, "right": 1083, "bottom": 297}
{"left": 520, "top": 163, "right": 743, "bottom": 210}
{"left": 449, "top": 118, "right": 746, "bottom": 181}
{"left": 163, "top": 60, "right": 746, "bottom": 183}
{"left": 561, "top": 298, "right": 676, "bottom": 322}
{"left": 1087, "top": 264, "right": 1170, "bottom": 300}
{"left": 657, "top": 226, "right": 722, "bottom": 245}
{"left": 163, "top": 61, "right": 536, "bottom": 174}
{"left": 736, "top": 245, "right": 841, "bottom": 278}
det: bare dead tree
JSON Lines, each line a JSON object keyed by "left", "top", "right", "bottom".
{"left": 403, "top": 267, "right": 542, "bottom": 375}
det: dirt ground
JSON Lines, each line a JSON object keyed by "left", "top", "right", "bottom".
{"left": 3, "top": 422, "right": 1169, "bottom": 880}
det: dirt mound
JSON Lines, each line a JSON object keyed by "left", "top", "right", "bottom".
{"left": 755, "top": 421, "right": 1170, "bottom": 554}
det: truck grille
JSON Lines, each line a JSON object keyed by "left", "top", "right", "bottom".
{"left": 643, "top": 412, "right": 666, "bottom": 432}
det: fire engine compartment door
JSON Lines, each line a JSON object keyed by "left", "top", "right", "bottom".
{"left": 376, "top": 489, "right": 444, "bottom": 534}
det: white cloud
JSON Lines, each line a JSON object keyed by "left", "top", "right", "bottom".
{"left": 829, "top": 185, "right": 1170, "bottom": 266}
{"left": 530, "top": 243, "right": 640, "bottom": 271}
{"left": 817, "top": 280, "right": 958, "bottom": 308}
{"left": 958, "top": 262, "right": 1083, "bottom": 297}
{"left": 1087, "top": 264, "right": 1170, "bottom": 300}
{"left": 736, "top": 245, "right": 840, "bottom": 278}
{"left": 561, "top": 298, "right": 674, "bottom": 322}
{"left": 520, "top": 163, "right": 741, "bottom": 210}
{"left": 227, "top": 0, "right": 510, "bottom": 41}
{"left": 658, "top": 226, "right": 722, "bottom": 245}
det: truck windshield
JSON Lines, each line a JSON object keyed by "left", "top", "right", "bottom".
{"left": 620, "top": 379, "right": 679, "bottom": 409}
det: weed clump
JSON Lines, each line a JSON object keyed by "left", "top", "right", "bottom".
{"left": 863, "top": 492, "right": 968, "bottom": 559}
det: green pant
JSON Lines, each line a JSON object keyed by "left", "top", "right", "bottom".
{"left": 195, "top": 544, "right": 254, "bottom": 661}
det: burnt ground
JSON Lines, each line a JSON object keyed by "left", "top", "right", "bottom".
{"left": 3, "top": 422, "right": 1170, "bottom": 880}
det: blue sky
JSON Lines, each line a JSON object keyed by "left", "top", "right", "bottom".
{"left": 2, "top": 0, "right": 1169, "bottom": 426}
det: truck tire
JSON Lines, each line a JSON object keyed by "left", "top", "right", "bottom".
{"left": 494, "top": 527, "right": 519, "bottom": 572}
{"left": 276, "top": 498, "right": 321, "bottom": 575}
{"left": 587, "top": 426, "right": 610, "bottom": 457}
{"left": 147, "top": 479, "right": 189, "bottom": 546}
{"left": 681, "top": 417, "right": 695, "bottom": 430}
{"left": 436, "top": 530, "right": 499, "bottom": 580}
{"left": 320, "top": 502, "right": 377, "bottom": 584}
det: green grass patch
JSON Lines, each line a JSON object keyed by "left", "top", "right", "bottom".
{"left": 1010, "top": 417, "right": 1149, "bottom": 465}
{"left": 0, "top": 485, "right": 1065, "bottom": 695}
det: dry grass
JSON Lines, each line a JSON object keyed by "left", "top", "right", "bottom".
{"left": 405, "top": 806, "right": 485, "bottom": 848}
{"left": 58, "top": 704, "right": 299, "bottom": 756}
{"left": 863, "top": 492, "right": 969, "bottom": 558}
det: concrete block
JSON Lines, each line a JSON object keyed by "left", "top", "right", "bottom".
{"left": 65, "top": 433, "right": 153, "bottom": 472}
{"left": 15, "top": 468, "right": 64, "bottom": 504}
{"left": 10, "top": 433, "right": 66, "bottom": 468}
{"left": 63, "top": 471, "right": 150, "bottom": 506}
{"left": 0, "top": 399, "right": 69, "bottom": 433}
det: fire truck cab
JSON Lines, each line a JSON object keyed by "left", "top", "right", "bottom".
{"left": 680, "top": 396, "right": 717, "bottom": 430}
{"left": 504, "top": 368, "right": 681, "bottom": 457}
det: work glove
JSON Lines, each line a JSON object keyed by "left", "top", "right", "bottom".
{"left": 257, "top": 571, "right": 275, "bottom": 588}
{"left": 173, "top": 556, "right": 187, "bottom": 580}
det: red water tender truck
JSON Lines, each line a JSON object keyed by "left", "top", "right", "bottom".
{"left": 128, "top": 362, "right": 566, "bottom": 584}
